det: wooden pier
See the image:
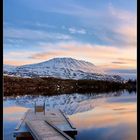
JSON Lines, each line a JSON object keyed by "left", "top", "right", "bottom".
{"left": 13, "top": 105, "right": 77, "bottom": 140}
{"left": 26, "top": 120, "right": 73, "bottom": 140}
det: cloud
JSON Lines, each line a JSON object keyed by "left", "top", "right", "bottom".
{"left": 117, "top": 58, "right": 136, "bottom": 62}
{"left": 4, "top": 27, "right": 72, "bottom": 41}
{"left": 108, "top": 3, "right": 135, "bottom": 22}
{"left": 33, "top": 22, "right": 56, "bottom": 29}
{"left": 4, "top": 40, "right": 136, "bottom": 69}
{"left": 21, "top": 21, "right": 56, "bottom": 29}
{"left": 68, "top": 27, "right": 86, "bottom": 34}
{"left": 107, "top": 69, "right": 136, "bottom": 74}
{"left": 4, "top": 60, "right": 38, "bottom": 66}
{"left": 28, "top": 41, "right": 136, "bottom": 69}
{"left": 4, "top": 0, "right": 136, "bottom": 69}
{"left": 4, "top": 2, "right": 136, "bottom": 48}
{"left": 112, "top": 62, "right": 127, "bottom": 64}
{"left": 58, "top": 2, "right": 136, "bottom": 47}
{"left": 111, "top": 58, "right": 136, "bottom": 65}
{"left": 106, "top": 4, "right": 136, "bottom": 47}
{"left": 34, "top": 0, "right": 98, "bottom": 18}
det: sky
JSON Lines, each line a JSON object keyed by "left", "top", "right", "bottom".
{"left": 3, "top": 0, "right": 137, "bottom": 71}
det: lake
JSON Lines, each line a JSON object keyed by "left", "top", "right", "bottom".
{"left": 3, "top": 90, "right": 137, "bottom": 140}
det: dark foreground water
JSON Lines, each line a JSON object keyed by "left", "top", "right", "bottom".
{"left": 3, "top": 90, "right": 137, "bottom": 140}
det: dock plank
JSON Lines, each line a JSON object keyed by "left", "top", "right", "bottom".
{"left": 25, "top": 109, "right": 75, "bottom": 131}
{"left": 26, "top": 120, "right": 73, "bottom": 140}
{"left": 14, "top": 109, "right": 77, "bottom": 139}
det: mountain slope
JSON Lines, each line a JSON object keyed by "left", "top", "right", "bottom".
{"left": 3, "top": 57, "right": 123, "bottom": 81}
{"left": 3, "top": 64, "right": 17, "bottom": 72}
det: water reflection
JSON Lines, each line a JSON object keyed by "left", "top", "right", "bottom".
{"left": 69, "top": 94, "right": 137, "bottom": 140}
{"left": 4, "top": 106, "right": 28, "bottom": 140}
{"left": 76, "top": 124, "right": 136, "bottom": 140}
{"left": 3, "top": 90, "right": 136, "bottom": 115}
{"left": 3, "top": 91, "right": 137, "bottom": 140}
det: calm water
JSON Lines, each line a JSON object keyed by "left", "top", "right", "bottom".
{"left": 3, "top": 91, "right": 137, "bottom": 140}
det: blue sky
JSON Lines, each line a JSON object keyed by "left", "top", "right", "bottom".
{"left": 4, "top": 0, "right": 136, "bottom": 70}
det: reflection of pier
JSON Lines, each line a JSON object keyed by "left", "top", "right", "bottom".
{"left": 13, "top": 103, "right": 77, "bottom": 140}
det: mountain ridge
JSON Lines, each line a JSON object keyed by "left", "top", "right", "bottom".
{"left": 3, "top": 57, "right": 123, "bottom": 81}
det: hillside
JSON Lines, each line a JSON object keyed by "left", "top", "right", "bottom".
{"left": 3, "top": 57, "right": 123, "bottom": 82}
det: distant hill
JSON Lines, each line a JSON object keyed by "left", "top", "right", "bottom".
{"left": 3, "top": 57, "right": 123, "bottom": 82}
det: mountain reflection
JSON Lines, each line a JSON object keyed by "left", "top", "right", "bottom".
{"left": 69, "top": 94, "right": 136, "bottom": 140}
{"left": 3, "top": 91, "right": 137, "bottom": 140}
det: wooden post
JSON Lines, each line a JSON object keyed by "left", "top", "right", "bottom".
{"left": 34, "top": 102, "right": 36, "bottom": 114}
{"left": 44, "top": 102, "right": 45, "bottom": 115}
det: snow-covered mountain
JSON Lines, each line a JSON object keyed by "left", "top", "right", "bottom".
{"left": 3, "top": 57, "right": 123, "bottom": 81}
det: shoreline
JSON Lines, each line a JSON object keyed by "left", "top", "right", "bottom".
{"left": 4, "top": 76, "right": 136, "bottom": 96}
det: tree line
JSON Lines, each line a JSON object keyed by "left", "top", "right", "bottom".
{"left": 3, "top": 76, "right": 136, "bottom": 96}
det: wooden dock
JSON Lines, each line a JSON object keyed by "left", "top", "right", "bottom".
{"left": 13, "top": 108, "right": 77, "bottom": 140}
{"left": 26, "top": 120, "right": 73, "bottom": 140}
